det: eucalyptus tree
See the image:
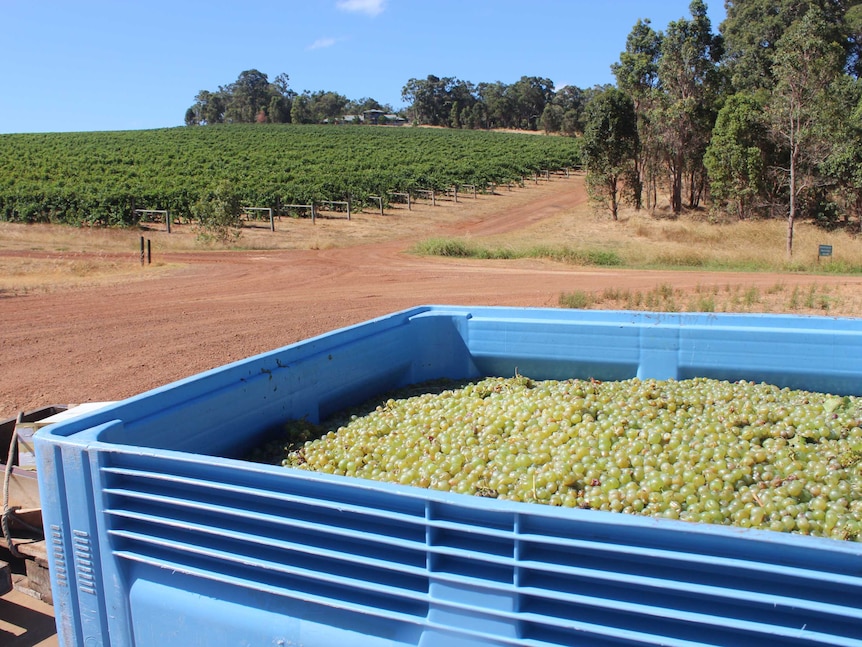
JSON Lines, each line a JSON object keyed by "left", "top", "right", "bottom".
{"left": 551, "top": 84, "right": 588, "bottom": 135}
{"left": 267, "top": 74, "right": 295, "bottom": 124}
{"left": 703, "top": 93, "right": 769, "bottom": 219}
{"left": 465, "top": 102, "right": 489, "bottom": 130}
{"left": 821, "top": 76, "right": 862, "bottom": 230}
{"left": 308, "top": 91, "right": 350, "bottom": 123}
{"left": 582, "top": 87, "right": 640, "bottom": 220}
{"left": 476, "top": 82, "right": 514, "bottom": 129}
{"left": 290, "top": 92, "right": 314, "bottom": 124}
{"left": 187, "top": 90, "right": 227, "bottom": 125}
{"left": 540, "top": 103, "right": 563, "bottom": 134}
{"left": 767, "top": 7, "right": 845, "bottom": 256}
{"left": 225, "top": 69, "right": 275, "bottom": 123}
{"left": 722, "top": 0, "right": 862, "bottom": 94}
{"left": 448, "top": 80, "right": 478, "bottom": 129}
{"left": 612, "top": 18, "right": 663, "bottom": 210}
{"left": 186, "top": 71, "right": 293, "bottom": 125}
{"left": 654, "top": 0, "right": 724, "bottom": 214}
{"left": 508, "top": 76, "right": 555, "bottom": 130}
{"left": 401, "top": 75, "right": 471, "bottom": 127}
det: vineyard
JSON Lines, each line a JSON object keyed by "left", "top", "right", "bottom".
{"left": 0, "top": 125, "right": 582, "bottom": 227}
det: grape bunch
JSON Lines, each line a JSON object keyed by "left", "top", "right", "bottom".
{"left": 275, "top": 375, "right": 862, "bottom": 541}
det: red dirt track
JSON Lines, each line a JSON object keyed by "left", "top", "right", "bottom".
{"left": 2, "top": 177, "right": 861, "bottom": 419}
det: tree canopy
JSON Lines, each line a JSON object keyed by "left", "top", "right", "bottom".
{"left": 592, "top": 0, "right": 861, "bottom": 256}
{"left": 582, "top": 88, "right": 639, "bottom": 220}
{"left": 176, "top": 0, "right": 862, "bottom": 254}
{"left": 186, "top": 70, "right": 392, "bottom": 126}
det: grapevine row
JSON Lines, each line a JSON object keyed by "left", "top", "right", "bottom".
{"left": 0, "top": 124, "right": 582, "bottom": 227}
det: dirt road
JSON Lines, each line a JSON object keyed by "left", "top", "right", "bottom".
{"left": 3, "top": 176, "right": 860, "bottom": 418}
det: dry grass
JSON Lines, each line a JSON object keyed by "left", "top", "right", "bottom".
{"left": 3, "top": 177, "right": 862, "bottom": 311}
{"left": 0, "top": 185, "right": 542, "bottom": 294}
{"left": 0, "top": 254, "right": 180, "bottom": 296}
{"left": 0, "top": 221, "right": 194, "bottom": 253}
{"left": 0, "top": 191, "right": 496, "bottom": 256}
{"left": 484, "top": 191, "right": 862, "bottom": 273}
{"left": 0, "top": 221, "right": 192, "bottom": 295}
{"left": 560, "top": 281, "right": 862, "bottom": 317}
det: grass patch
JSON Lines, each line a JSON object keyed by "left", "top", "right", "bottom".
{"left": 415, "top": 234, "right": 862, "bottom": 275}
{"left": 414, "top": 238, "right": 623, "bottom": 266}
{"left": 559, "top": 291, "right": 594, "bottom": 309}
{"left": 788, "top": 286, "right": 802, "bottom": 310}
{"left": 691, "top": 294, "right": 717, "bottom": 312}
{"left": 559, "top": 282, "right": 844, "bottom": 315}
{"left": 743, "top": 287, "right": 761, "bottom": 307}
{"left": 528, "top": 246, "right": 623, "bottom": 266}
{"left": 476, "top": 240, "right": 862, "bottom": 274}
{"left": 814, "top": 259, "right": 862, "bottom": 274}
{"left": 583, "top": 249, "right": 623, "bottom": 266}
{"left": 651, "top": 253, "right": 708, "bottom": 268}
{"left": 411, "top": 238, "right": 479, "bottom": 257}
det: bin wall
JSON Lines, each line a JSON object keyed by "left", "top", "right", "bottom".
{"left": 35, "top": 306, "right": 862, "bottom": 646}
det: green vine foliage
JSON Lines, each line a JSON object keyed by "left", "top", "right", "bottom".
{"left": 0, "top": 125, "right": 582, "bottom": 226}
{"left": 192, "top": 179, "right": 244, "bottom": 245}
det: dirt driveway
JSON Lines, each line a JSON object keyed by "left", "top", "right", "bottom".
{"left": 2, "top": 176, "right": 861, "bottom": 418}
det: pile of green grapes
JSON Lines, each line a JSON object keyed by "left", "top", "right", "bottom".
{"left": 271, "top": 375, "right": 862, "bottom": 541}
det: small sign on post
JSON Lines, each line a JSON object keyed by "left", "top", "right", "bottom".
{"left": 818, "top": 244, "right": 833, "bottom": 263}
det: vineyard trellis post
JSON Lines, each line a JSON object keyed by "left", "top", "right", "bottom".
{"left": 318, "top": 200, "right": 350, "bottom": 220}
{"left": 416, "top": 189, "right": 436, "bottom": 206}
{"left": 388, "top": 192, "right": 411, "bottom": 210}
{"left": 368, "top": 196, "right": 384, "bottom": 216}
{"left": 282, "top": 203, "right": 315, "bottom": 223}
{"left": 242, "top": 207, "right": 275, "bottom": 232}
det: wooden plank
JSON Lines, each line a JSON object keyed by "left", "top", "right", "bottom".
{"left": 0, "top": 559, "right": 11, "bottom": 596}
{"left": 14, "top": 541, "right": 53, "bottom": 605}
{"left": 16, "top": 540, "right": 48, "bottom": 567}
{"left": 0, "top": 467, "right": 41, "bottom": 510}
{"left": 6, "top": 507, "right": 42, "bottom": 532}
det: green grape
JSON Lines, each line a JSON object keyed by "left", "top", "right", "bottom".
{"left": 263, "top": 375, "right": 862, "bottom": 542}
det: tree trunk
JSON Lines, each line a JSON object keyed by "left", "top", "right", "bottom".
{"left": 787, "top": 118, "right": 798, "bottom": 259}
{"left": 671, "top": 167, "right": 683, "bottom": 214}
{"left": 668, "top": 149, "right": 684, "bottom": 214}
{"left": 688, "top": 168, "right": 697, "bottom": 208}
{"left": 647, "top": 170, "right": 657, "bottom": 214}
{"left": 688, "top": 167, "right": 704, "bottom": 209}
{"left": 787, "top": 205, "right": 795, "bottom": 258}
{"left": 633, "top": 154, "right": 644, "bottom": 211}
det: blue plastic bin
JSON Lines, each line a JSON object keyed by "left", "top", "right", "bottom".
{"left": 35, "top": 306, "right": 862, "bottom": 646}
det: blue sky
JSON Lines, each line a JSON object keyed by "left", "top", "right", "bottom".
{"left": 1, "top": 0, "right": 726, "bottom": 134}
